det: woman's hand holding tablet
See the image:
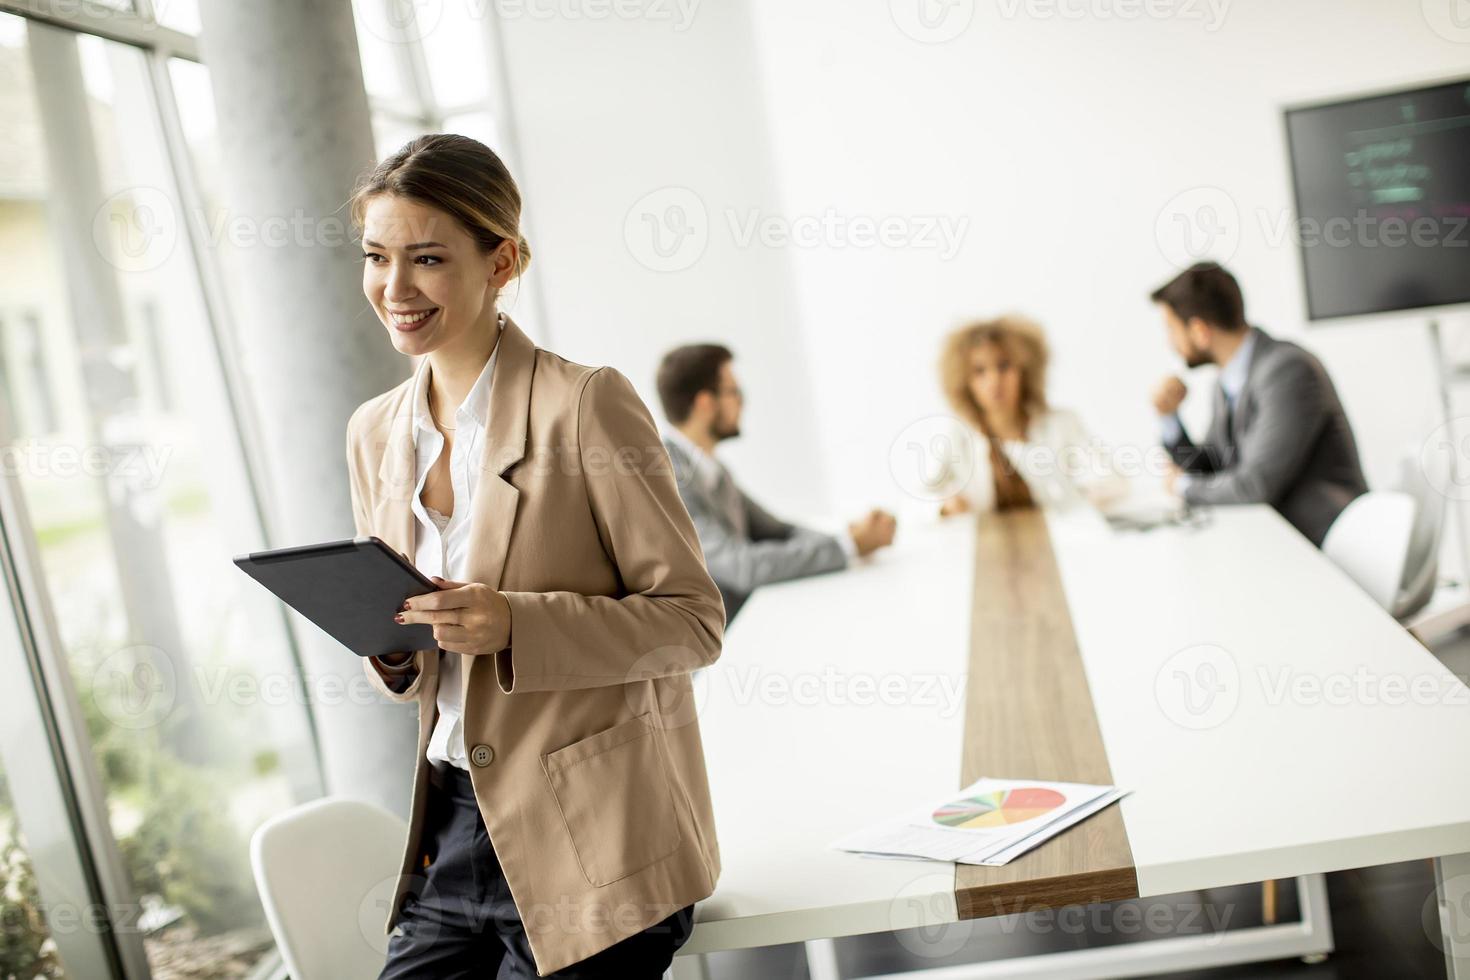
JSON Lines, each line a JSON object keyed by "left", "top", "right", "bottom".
{"left": 395, "top": 575, "right": 512, "bottom": 657}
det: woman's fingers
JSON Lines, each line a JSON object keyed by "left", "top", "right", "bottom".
{"left": 399, "top": 607, "right": 461, "bottom": 624}
{"left": 432, "top": 624, "right": 472, "bottom": 645}
{"left": 400, "top": 579, "right": 509, "bottom": 656}
{"left": 408, "top": 583, "right": 478, "bottom": 611}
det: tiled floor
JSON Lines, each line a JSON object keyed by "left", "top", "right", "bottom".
{"left": 695, "top": 629, "right": 1470, "bottom": 979}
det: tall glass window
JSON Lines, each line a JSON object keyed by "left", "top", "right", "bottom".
{"left": 0, "top": 12, "right": 321, "bottom": 978}
{"left": 0, "top": 762, "right": 66, "bottom": 979}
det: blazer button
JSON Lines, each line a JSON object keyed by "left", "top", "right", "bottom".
{"left": 470, "top": 744, "right": 495, "bottom": 768}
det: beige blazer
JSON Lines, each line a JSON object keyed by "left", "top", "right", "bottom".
{"left": 344, "top": 315, "right": 725, "bottom": 975}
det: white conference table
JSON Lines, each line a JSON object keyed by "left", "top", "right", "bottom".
{"left": 671, "top": 504, "right": 1470, "bottom": 979}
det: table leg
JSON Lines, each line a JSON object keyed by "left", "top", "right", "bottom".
{"left": 1437, "top": 852, "right": 1470, "bottom": 980}
{"left": 805, "top": 937, "right": 843, "bottom": 980}
{"left": 1296, "top": 874, "right": 1332, "bottom": 965}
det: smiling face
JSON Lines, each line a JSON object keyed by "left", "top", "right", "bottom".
{"left": 360, "top": 194, "right": 518, "bottom": 357}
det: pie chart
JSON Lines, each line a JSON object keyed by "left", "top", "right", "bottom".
{"left": 932, "top": 787, "right": 1067, "bottom": 830}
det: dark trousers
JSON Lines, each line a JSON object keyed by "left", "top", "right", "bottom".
{"left": 377, "top": 765, "right": 695, "bottom": 979}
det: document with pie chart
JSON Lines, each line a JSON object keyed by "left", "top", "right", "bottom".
{"left": 831, "top": 777, "right": 1128, "bottom": 866}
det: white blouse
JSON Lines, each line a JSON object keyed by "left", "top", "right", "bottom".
{"left": 409, "top": 316, "right": 502, "bottom": 771}
{"left": 938, "top": 407, "right": 1126, "bottom": 512}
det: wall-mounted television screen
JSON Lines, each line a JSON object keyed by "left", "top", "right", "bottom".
{"left": 1284, "top": 77, "right": 1470, "bottom": 320}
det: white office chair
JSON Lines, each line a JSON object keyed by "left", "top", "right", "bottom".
{"left": 1321, "top": 490, "right": 1417, "bottom": 613}
{"left": 250, "top": 797, "right": 407, "bottom": 980}
{"left": 1394, "top": 448, "right": 1449, "bottom": 621}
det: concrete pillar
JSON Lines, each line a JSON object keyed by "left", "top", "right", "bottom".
{"left": 195, "top": 0, "right": 418, "bottom": 815}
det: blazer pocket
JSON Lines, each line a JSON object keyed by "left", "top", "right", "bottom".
{"left": 543, "top": 712, "right": 682, "bottom": 887}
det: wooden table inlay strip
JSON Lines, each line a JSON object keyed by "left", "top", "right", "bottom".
{"left": 953, "top": 509, "right": 1139, "bottom": 919}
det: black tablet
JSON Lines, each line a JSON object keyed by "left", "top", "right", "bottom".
{"left": 233, "top": 536, "right": 440, "bottom": 658}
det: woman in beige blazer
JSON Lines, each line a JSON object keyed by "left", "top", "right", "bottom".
{"left": 344, "top": 134, "right": 724, "bottom": 978}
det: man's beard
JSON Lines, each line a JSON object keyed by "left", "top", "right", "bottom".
{"left": 1183, "top": 345, "right": 1214, "bottom": 369}
{"left": 712, "top": 421, "right": 741, "bottom": 442}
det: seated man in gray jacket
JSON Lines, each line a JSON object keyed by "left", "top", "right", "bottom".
{"left": 1149, "top": 262, "right": 1367, "bottom": 547}
{"left": 656, "top": 344, "right": 896, "bottom": 620}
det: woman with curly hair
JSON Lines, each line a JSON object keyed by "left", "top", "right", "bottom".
{"left": 935, "top": 315, "right": 1124, "bottom": 515}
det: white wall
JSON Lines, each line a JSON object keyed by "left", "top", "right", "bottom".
{"left": 495, "top": 1, "right": 831, "bottom": 514}
{"left": 501, "top": 0, "right": 1470, "bottom": 561}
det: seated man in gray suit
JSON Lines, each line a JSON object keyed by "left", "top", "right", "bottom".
{"left": 656, "top": 344, "right": 896, "bottom": 619}
{"left": 1149, "top": 261, "right": 1367, "bottom": 547}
